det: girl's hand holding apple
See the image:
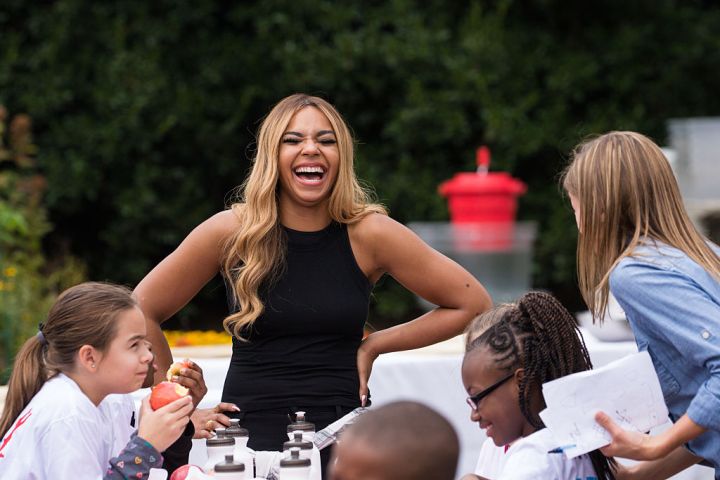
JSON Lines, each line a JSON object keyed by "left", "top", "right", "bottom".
{"left": 138, "top": 395, "right": 194, "bottom": 453}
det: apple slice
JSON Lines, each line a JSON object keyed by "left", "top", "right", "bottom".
{"left": 150, "top": 381, "right": 190, "bottom": 410}
{"left": 166, "top": 359, "right": 192, "bottom": 381}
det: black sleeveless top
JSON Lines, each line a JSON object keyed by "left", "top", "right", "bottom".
{"left": 222, "top": 222, "right": 372, "bottom": 411}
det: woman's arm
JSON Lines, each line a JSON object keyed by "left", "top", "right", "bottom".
{"left": 596, "top": 412, "right": 705, "bottom": 460}
{"left": 613, "top": 446, "right": 702, "bottom": 480}
{"left": 601, "top": 259, "right": 720, "bottom": 460}
{"left": 350, "top": 214, "right": 492, "bottom": 402}
{"left": 134, "top": 210, "right": 239, "bottom": 383}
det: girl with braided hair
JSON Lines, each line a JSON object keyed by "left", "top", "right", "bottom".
{"left": 564, "top": 131, "right": 720, "bottom": 479}
{"left": 460, "top": 291, "right": 616, "bottom": 480}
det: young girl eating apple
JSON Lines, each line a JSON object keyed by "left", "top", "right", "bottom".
{"left": 0, "top": 282, "right": 194, "bottom": 479}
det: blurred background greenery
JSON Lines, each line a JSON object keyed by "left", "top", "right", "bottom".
{"left": 2, "top": 0, "right": 720, "bottom": 382}
{"left": 0, "top": 106, "right": 86, "bottom": 381}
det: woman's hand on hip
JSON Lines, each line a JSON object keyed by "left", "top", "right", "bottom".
{"left": 357, "top": 334, "right": 380, "bottom": 407}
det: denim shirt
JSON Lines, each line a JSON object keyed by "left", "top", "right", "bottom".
{"left": 609, "top": 240, "right": 720, "bottom": 475}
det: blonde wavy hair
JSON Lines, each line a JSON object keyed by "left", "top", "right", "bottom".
{"left": 562, "top": 131, "right": 720, "bottom": 321}
{"left": 222, "top": 94, "right": 387, "bottom": 339}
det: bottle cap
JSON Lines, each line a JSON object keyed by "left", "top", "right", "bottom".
{"left": 280, "top": 447, "right": 311, "bottom": 468}
{"left": 214, "top": 454, "right": 245, "bottom": 472}
{"left": 225, "top": 418, "right": 249, "bottom": 438}
{"left": 283, "top": 431, "right": 312, "bottom": 451}
{"left": 286, "top": 411, "right": 315, "bottom": 433}
{"left": 206, "top": 431, "right": 235, "bottom": 447}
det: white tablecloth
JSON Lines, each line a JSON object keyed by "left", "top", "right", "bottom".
{"left": 144, "top": 330, "right": 714, "bottom": 479}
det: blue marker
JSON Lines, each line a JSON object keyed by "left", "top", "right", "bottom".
{"left": 547, "top": 444, "right": 576, "bottom": 454}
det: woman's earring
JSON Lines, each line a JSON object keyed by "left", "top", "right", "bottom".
{"left": 91, "top": 364, "right": 96, "bottom": 369}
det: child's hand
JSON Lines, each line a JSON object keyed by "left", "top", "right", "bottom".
{"left": 138, "top": 394, "right": 193, "bottom": 452}
{"left": 167, "top": 358, "right": 207, "bottom": 408}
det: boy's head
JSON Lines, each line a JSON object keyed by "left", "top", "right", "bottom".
{"left": 328, "top": 401, "right": 459, "bottom": 480}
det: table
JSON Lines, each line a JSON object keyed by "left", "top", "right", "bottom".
{"left": 139, "top": 331, "right": 714, "bottom": 479}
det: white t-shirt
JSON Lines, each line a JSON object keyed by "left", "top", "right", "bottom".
{"left": 0, "top": 373, "right": 114, "bottom": 480}
{"left": 475, "top": 437, "right": 509, "bottom": 479}
{"left": 496, "top": 429, "right": 598, "bottom": 480}
{"left": 99, "top": 393, "right": 137, "bottom": 457}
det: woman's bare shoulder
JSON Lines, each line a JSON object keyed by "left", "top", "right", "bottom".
{"left": 200, "top": 207, "right": 244, "bottom": 241}
{"left": 347, "top": 213, "right": 412, "bottom": 269}
{"left": 349, "top": 211, "right": 401, "bottom": 239}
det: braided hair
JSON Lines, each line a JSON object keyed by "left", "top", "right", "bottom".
{"left": 466, "top": 291, "right": 616, "bottom": 479}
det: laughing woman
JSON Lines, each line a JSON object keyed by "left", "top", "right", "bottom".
{"left": 134, "top": 93, "right": 491, "bottom": 475}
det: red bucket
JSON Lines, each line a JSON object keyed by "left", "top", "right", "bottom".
{"left": 439, "top": 170, "right": 526, "bottom": 223}
{"left": 438, "top": 147, "right": 526, "bottom": 250}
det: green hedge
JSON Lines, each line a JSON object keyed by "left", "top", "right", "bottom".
{"left": 0, "top": 107, "right": 86, "bottom": 383}
{"left": 1, "top": 0, "right": 719, "bottom": 327}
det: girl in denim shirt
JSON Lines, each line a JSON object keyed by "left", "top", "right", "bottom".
{"left": 563, "top": 131, "right": 720, "bottom": 479}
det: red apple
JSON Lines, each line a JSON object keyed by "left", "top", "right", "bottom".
{"left": 149, "top": 381, "right": 189, "bottom": 410}
{"left": 170, "top": 464, "right": 204, "bottom": 480}
{"left": 166, "top": 359, "right": 193, "bottom": 381}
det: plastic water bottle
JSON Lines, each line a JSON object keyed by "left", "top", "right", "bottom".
{"left": 214, "top": 454, "right": 246, "bottom": 480}
{"left": 279, "top": 448, "right": 310, "bottom": 480}
{"left": 283, "top": 431, "right": 319, "bottom": 480}
{"left": 204, "top": 431, "right": 235, "bottom": 474}
{"left": 283, "top": 431, "right": 312, "bottom": 460}
{"left": 225, "top": 418, "right": 252, "bottom": 479}
{"left": 286, "top": 411, "right": 315, "bottom": 442}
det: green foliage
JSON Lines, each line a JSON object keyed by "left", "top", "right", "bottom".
{"left": 0, "top": 107, "right": 86, "bottom": 383}
{"left": 1, "top": 0, "right": 719, "bottom": 326}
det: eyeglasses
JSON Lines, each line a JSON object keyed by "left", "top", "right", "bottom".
{"left": 466, "top": 372, "right": 515, "bottom": 411}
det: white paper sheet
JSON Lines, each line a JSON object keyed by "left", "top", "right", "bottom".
{"left": 539, "top": 350, "right": 668, "bottom": 459}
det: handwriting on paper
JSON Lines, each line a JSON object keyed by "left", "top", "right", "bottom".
{"left": 539, "top": 351, "right": 668, "bottom": 459}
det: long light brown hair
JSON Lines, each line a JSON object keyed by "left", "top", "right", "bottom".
{"left": 0, "top": 282, "right": 137, "bottom": 438}
{"left": 222, "top": 94, "right": 386, "bottom": 338}
{"left": 562, "top": 131, "right": 720, "bottom": 319}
